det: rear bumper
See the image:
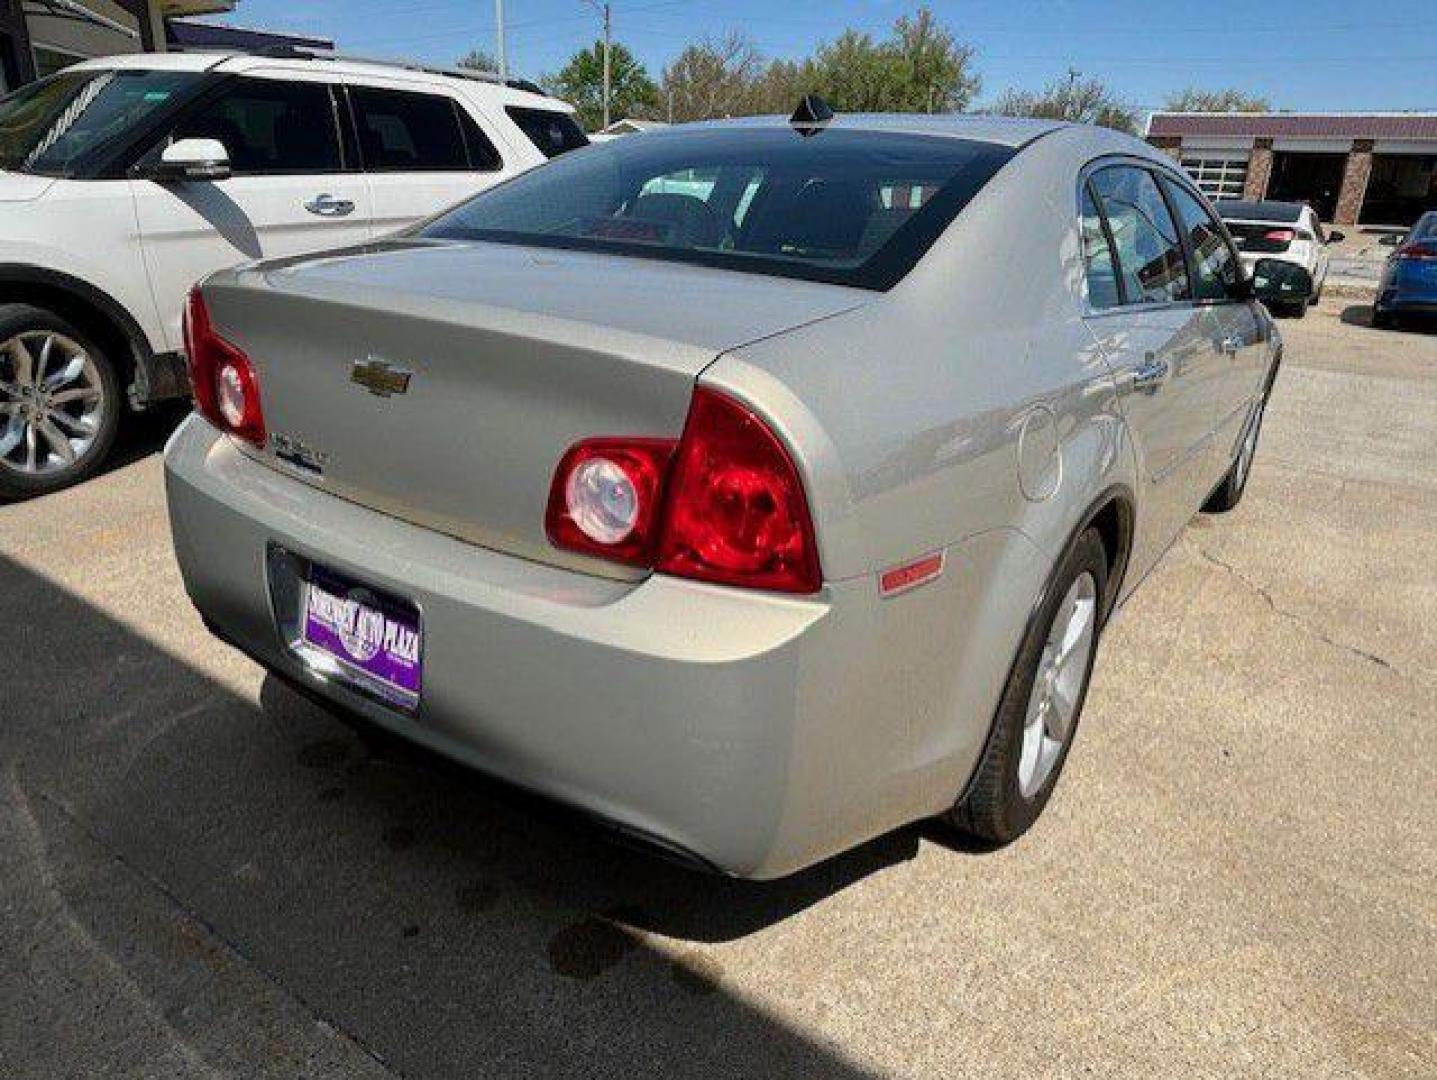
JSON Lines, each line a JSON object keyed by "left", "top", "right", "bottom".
{"left": 163, "top": 416, "right": 930, "bottom": 878}
{"left": 1375, "top": 290, "right": 1437, "bottom": 317}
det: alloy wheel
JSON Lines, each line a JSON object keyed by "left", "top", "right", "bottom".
{"left": 1017, "top": 570, "right": 1098, "bottom": 799}
{"left": 0, "top": 331, "right": 107, "bottom": 477}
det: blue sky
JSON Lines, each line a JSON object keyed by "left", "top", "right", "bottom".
{"left": 215, "top": 0, "right": 1437, "bottom": 114}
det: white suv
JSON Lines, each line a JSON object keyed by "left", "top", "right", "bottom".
{"left": 0, "top": 50, "right": 585, "bottom": 497}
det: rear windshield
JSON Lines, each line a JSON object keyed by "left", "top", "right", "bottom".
{"left": 419, "top": 127, "right": 1015, "bottom": 290}
{"left": 1224, "top": 221, "right": 1294, "bottom": 254}
{"left": 505, "top": 106, "right": 588, "bottom": 158}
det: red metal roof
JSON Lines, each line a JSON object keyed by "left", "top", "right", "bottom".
{"left": 1147, "top": 113, "right": 1437, "bottom": 142}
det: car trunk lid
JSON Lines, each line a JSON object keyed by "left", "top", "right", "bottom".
{"left": 201, "top": 239, "right": 866, "bottom": 577}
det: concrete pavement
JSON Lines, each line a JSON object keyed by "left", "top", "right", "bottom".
{"left": 2, "top": 299, "right": 1434, "bottom": 1078}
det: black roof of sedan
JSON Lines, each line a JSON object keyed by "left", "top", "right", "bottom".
{"left": 1213, "top": 199, "right": 1305, "bottom": 222}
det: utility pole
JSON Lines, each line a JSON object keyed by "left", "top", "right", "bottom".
{"left": 1064, "top": 67, "right": 1081, "bottom": 120}
{"left": 495, "top": 0, "right": 507, "bottom": 79}
{"left": 583, "top": 1, "right": 612, "bottom": 129}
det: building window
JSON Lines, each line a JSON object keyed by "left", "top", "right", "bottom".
{"left": 1180, "top": 157, "right": 1249, "bottom": 201}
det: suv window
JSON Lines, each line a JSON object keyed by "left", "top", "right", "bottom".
{"left": 351, "top": 86, "right": 469, "bottom": 171}
{"left": 505, "top": 106, "right": 588, "bottom": 158}
{"left": 174, "top": 78, "right": 341, "bottom": 175}
{"left": 1160, "top": 176, "right": 1239, "bottom": 302}
{"left": 1090, "top": 165, "right": 1191, "bottom": 305}
{"left": 456, "top": 108, "right": 502, "bottom": 171}
{"left": 1080, "top": 182, "right": 1123, "bottom": 309}
{"left": 1, "top": 69, "right": 204, "bottom": 176}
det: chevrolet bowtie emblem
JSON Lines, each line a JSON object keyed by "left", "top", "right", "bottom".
{"left": 350, "top": 357, "right": 412, "bottom": 397}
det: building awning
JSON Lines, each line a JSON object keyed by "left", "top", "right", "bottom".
{"left": 1148, "top": 113, "right": 1437, "bottom": 142}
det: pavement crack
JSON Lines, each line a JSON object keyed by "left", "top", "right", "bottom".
{"left": 32, "top": 788, "right": 405, "bottom": 1079}
{"left": 1193, "top": 545, "right": 1409, "bottom": 680}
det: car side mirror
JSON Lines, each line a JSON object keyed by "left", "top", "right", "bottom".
{"left": 155, "top": 138, "right": 231, "bottom": 182}
{"left": 1379, "top": 233, "right": 1404, "bottom": 247}
{"left": 1326, "top": 230, "right": 1345, "bottom": 244}
{"left": 1250, "top": 258, "right": 1312, "bottom": 306}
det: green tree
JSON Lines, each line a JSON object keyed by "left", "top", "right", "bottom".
{"left": 543, "top": 40, "right": 660, "bottom": 131}
{"left": 887, "top": 8, "right": 980, "bottom": 112}
{"left": 990, "top": 76, "right": 1139, "bottom": 134}
{"left": 806, "top": 8, "right": 979, "bottom": 113}
{"left": 659, "top": 8, "right": 979, "bottom": 121}
{"left": 1164, "top": 87, "right": 1270, "bottom": 113}
{"left": 662, "top": 32, "right": 764, "bottom": 122}
{"left": 456, "top": 49, "right": 498, "bottom": 73}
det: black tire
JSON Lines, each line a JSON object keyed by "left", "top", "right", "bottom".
{"left": 1285, "top": 299, "right": 1308, "bottom": 319}
{"left": 1204, "top": 384, "right": 1270, "bottom": 514}
{"left": 0, "top": 304, "right": 122, "bottom": 500}
{"left": 945, "top": 528, "right": 1108, "bottom": 844}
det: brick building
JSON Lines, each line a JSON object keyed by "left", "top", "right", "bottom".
{"left": 1147, "top": 112, "right": 1437, "bottom": 227}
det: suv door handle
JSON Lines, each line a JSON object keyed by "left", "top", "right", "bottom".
{"left": 304, "top": 193, "right": 355, "bottom": 217}
{"left": 1130, "top": 355, "right": 1169, "bottom": 392}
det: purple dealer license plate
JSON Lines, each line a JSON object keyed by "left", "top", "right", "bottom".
{"left": 299, "top": 565, "right": 422, "bottom": 710}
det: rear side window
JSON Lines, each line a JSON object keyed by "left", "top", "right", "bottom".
{"left": 1161, "top": 177, "right": 1239, "bottom": 302}
{"left": 456, "top": 108, "right": 502, "bottom": 171}
{"left": 1090, "top": 165, "right": 1191, "bottom": 305}
{"left": 505, "top": 106, "right": 588, "bottom": 158}
{"left": 351, "top": 86, "right": 468, "bottom": 171}
{"left": 174, "top": 78, "right": 340, "bottom": 175}
{"left": 1080, "top": 182, "right": 1122, "bottom": 309}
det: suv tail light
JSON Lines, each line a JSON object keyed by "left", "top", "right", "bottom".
{"left": 545, "top": 387, "right": 822, "bottom": 594}
{"left": 1396, "top": 241, "right": 1437, "bottom": 261}
{"left": 1263, "top": 229, "right": 1295, "bottom": 245}
{"left": 183, "top": 288, "right": 265, "bottom": 447}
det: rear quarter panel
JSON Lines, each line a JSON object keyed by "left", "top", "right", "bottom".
{"left": 709, "top": 126, "right": 1138, "bottom": 806}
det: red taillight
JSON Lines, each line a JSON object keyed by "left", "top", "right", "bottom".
{"left": 657, "top": 389, "right": 821, "bottom": 594}
{"left": 183, "top": 288, "right": 265, "bottom": 447}
{"left": 544, "top": 437, "right": 675, "bottom": 565}
{"left": 1263, "top": 229, "right": 1295, "bottom": 245}
{"left": 545, "top": 388, "right": 822, "bottom": 594}
{"left": 1396, "top": 241, "right": 1437, "bottom": 261}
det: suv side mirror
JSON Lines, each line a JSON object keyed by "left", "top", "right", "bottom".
{"left": 156, "top": 138, "right": 231, "bottom": 182}
{"left": 1250, "top": 258, "right": 1312, "bottom": 306}
{"left": 1326, "top": 230, "right": 1345, "bottom": 244}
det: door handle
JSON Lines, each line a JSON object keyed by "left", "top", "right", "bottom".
{"left": 304, "top": 193, "right": 355, "bottom": 217}
{"left": 1130, "top": 355, "right": 1169, "bottom": 393}
{"left": 1220, "top": 335, "right": 1243, "bottom": 355}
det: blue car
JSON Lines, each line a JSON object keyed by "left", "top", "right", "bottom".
{"left": 1374, "top": 211, "right": 1437, "bottom": 329}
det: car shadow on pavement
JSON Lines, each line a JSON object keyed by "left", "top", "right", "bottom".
{"left": 2, "top": 551, "right": 909, "bottom": 1079}
{"left": 106, "top": 402, "right": 191, "bottom": 474}
{"left": 1340, "top": 303, "right": 1375, "bottom": 327}
{"left": 1342, "top": 302, "right": 1437, "bottom": 334}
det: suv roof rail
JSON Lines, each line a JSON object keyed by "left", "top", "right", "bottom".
{"left": 230, "top": 45, "right": 550, "bottom": 97}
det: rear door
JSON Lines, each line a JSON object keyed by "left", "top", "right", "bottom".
{"left": 1080, "top": 163, "right": 1220, "bottom": 578}
{"left": 1159, "top": 173, "right": 1266, "bottom": 447}
{"left": 346, "top": 82, "right": 507, "bottom": 236}
{"left": 131, "top": 73, "right": 371, "bottom": 351}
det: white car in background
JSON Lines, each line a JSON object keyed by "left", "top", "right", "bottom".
{"left": 1214, "top": 199, "right": 1343, "bottom": 317}
{"left": 0, "top": 50, "right": 585, "bottom": 497}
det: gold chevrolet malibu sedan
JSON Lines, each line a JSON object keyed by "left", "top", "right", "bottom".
{"left": 165, "top": 103, "right": 1299, "bottom": 878}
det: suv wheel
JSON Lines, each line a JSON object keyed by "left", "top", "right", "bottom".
{"left": 0, "top": 305, "right": 121, "bottom": 500}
